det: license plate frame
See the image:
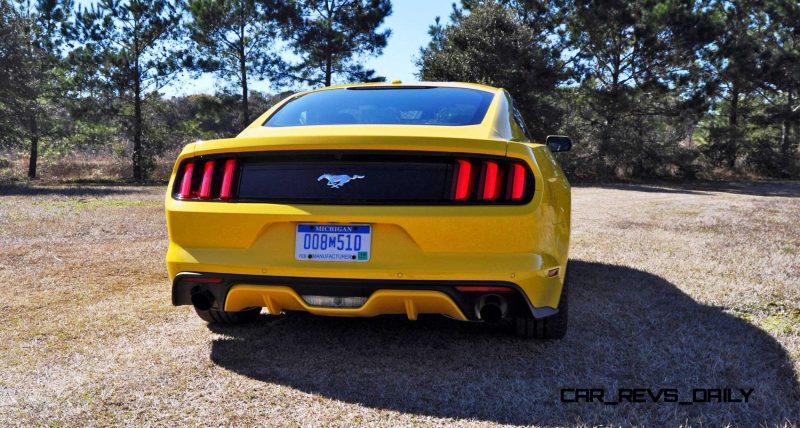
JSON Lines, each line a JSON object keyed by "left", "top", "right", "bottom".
{"left": 295, "top": 223, "right": 372, "bottom": 262}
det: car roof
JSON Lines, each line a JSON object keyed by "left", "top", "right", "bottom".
{"left": 305, "top": 81, "right": 501, "bottom": 94}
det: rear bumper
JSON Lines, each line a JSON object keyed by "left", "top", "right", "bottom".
{"left": 164, "top": 202, "right": 570, "bottom": 312}
{"left": 172, "top": 272, "right": 561, "bottom": 320}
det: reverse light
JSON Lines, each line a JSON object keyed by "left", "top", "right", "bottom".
{"left": 302, "top": 295, "right": 368, "bottom": 308}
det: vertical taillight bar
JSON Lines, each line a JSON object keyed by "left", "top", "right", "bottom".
{"left": 453, "top": 159, "right": 473, "bottom": 201}
{"left": 509, "top": 163, "right": 527, "bottom": 201}
{"left": 480, "top": 160, "right": 502, "bottom": 200}
{"left": 199, "top": 160, "right": 215, "bottom": 199}
{"left": 219, "top": 159, "right": 237, "bottom": 200}
{"left": 179, "top": 161, "right": 195, "bottom": 198}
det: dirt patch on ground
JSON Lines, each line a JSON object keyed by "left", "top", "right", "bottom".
{"left": 1, "top": 182, "right": 798, "bottom": 426}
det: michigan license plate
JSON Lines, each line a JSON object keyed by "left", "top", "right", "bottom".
{"left": 295, "top": 224, "right": 371, "bottom": 262}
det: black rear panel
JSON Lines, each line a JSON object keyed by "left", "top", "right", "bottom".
{"left": 172, "top": 150, "right": 534, "bottom": 205}
{"left": 238, "top": 154, "right": 450, "bottom": 203}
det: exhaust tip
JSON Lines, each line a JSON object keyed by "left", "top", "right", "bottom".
{"left": 476, "top": 294, "right": 508, "bottom": 323}
{"left": 479, "top": 303, "right": 503, "bottom": 323}
{"left": 191, "top": 289, "right": 214, "bottom": 311}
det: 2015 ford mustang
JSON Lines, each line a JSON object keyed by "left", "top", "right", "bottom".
{"left": 165, "top": 82, "right": 572, "bottom": 339}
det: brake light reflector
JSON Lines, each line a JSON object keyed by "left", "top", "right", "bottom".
{"left": 180, "top": 276, "right": 223, "bottom": 284}
{"left": 179, "top": 161, "right": 195, "bottom": 198}
{"left": 480, "top": 160, "right": 502, "bottom": 200}
{"left": 509, "top": 163, "right": 526, "bottom": 201}
{"left": 455, "top": 286, "right": 514, "bottom": 293}
{"left": 199, "top": 160, "right": 215, "bottom": 199}
{"left": 220, "top": 159, "right": 237, "bottom": 200}
{"left": 453, "top": 159, "right": 473, "bottom": 201}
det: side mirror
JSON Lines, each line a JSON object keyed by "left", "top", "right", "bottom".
{"left": 546, "top": 135, "right": 572, "bottom": 152}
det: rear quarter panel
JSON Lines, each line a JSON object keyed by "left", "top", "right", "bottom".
{"left": 507, "top": 142, "right": 571, "bottom": 269}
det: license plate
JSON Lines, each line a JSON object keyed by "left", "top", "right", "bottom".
{"left": 295, "top": 224, "right": 371, "bottom": 262}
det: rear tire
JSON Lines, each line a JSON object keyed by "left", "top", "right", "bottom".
{"left": 513, "top": 268, "right": 569, "bottom": 340}
{"left": 194, "top": 307, "right": 261, "bottom": 324}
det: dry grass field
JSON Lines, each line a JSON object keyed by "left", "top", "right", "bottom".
{"left": 1, "top": 181, "right": 799, "bottom": 426}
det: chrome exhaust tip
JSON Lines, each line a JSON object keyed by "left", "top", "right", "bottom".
{"left": 476, "top": 294, "right": 508, "bottom": 323}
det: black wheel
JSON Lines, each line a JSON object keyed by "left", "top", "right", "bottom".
{"left": 194, "top": 307, "right": 261, "bottom": 324}
{"left": 513, "top": 268, "right": 569, "bottom": 340}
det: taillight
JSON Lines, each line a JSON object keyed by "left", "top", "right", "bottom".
{"left": 479, "top": 160, "right": 502, "bottom": 201}
{"left": 508, "top": 163, "right": 527, "bottom": 201}
{"left": 220, "top": 159, "right": 237, "bottom": 200}
{"left": 452, "top": 159, "right": 474, "bottom": 201}
{"left": 175, "top": 157, "right": 238, "bottom": 201}
{"left": 178, "top": 161, "right": 195, "bottom": 198}
{"left": 451, "top": 158, "right": 531, "bottom": 203}
{"left": 199, "top": 160, "right": 215, "bottom": 199}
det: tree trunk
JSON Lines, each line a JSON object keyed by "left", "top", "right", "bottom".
{"left": 240, "top": 48, "right": 249, "bottom": 128}
{"left": 728, "top": 87, "right": 740, "bottom": 168}
{"left": 599, "top": 114, "right": 614, "bottom": 178}
{"left": 325, "top": 51, "right": 332, "bottom": 86}
{"left": 238, "top": 12, "right": 249, "bottom": 129}
{"left": 324, "top": 0, "right": 332, "bottom": 86}
{"left": 781, "top": 91, "right": 794, "bottom": 174}
{"left": 132, "top": 68, "right": 143, "bottom": 181}
{"left": 729, "top": 90, "right": 739, "bottom": 127}
{"left": 27, "top": 113, "right": 39, "bottom": 179}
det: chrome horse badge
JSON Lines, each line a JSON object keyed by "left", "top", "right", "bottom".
{"left": 318, "top": 174, "right": 365, "bottom": 188}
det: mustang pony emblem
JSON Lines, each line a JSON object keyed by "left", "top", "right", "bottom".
{"left": 317, "top": 174, "right": 365, "bottom": 188}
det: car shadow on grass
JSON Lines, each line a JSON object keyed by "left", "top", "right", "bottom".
{"left": 208, "top": 260, "right": 800, "bottom": 426}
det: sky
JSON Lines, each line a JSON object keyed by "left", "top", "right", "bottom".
{"left": 167, "top": 0, "right": 458, "bottom": 96}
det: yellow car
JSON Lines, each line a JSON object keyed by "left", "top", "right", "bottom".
{"left": 165, "top": 82, "right": 572, "bottom": 339}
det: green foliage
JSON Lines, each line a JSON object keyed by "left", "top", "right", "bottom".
{"left": 172, "top": 91, "right": 291, "bottom": 138}
{"left": 0, "top": 0, "right": 25, "bottom": 148}
{"left": 185, "top": 0, "right": 296, "bottom": 127}
{"left": 420, "top": 0, "right": 800, "bottom": 179}
{"left": 702, "top": 0, "right": 800, "bottom": 177}
{"left": 0, "top": 0, "right": 73, "bottom": 178}
{"left": 560, "top": 0, "right": 716, "bottom": 178}
{"left": 418, "top": 1, "right": 565, "bottom": 140}
{"left": 73, "top": 0, "right": 185, "bottom": 180}
{"left": 282, "top": 0, "right": 392, "bottom": 87}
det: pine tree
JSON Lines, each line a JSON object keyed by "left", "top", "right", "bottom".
{"left": 75, "top": 0, "right": 184, "bottom": 181}
{"left": 185, "top": 0, "right": 297, "bottom": 128}
{"left": 283, "top": 0, "right": 392, "bottom": 87}
{"left": 418, "top": 1, "right": 565, "bottom": 140}
{"left": 564, "top": 0, "right": 716, "bottom": 176}
{"left": 1, "top": 0, "right": 72, "bottom": 178}
{"left": 757, "top": 0, "right": 800, "bottom": 175}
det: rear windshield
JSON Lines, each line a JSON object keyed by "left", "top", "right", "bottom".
{"left": 264, "top": 87, "right": 495, "bottom": 127}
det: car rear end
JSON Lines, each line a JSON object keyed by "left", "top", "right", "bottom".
{"left": 165, "top": 84, "right": 570, "bottom": 337}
